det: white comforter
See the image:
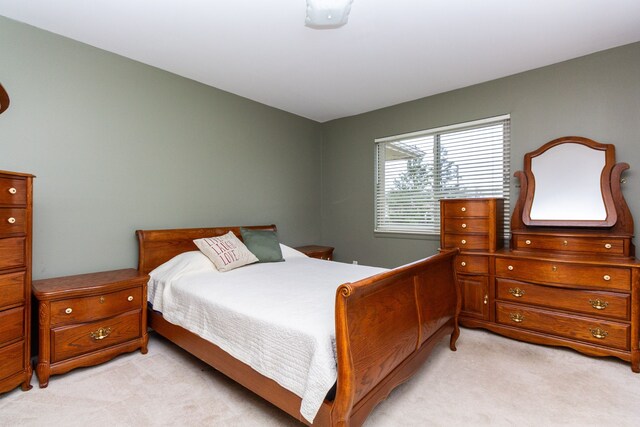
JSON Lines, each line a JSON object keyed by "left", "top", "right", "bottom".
{"left": 148, "top": 250, "right": 387, "bottom": 423}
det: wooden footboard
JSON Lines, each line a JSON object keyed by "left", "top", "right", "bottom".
{"left": 332, "top": 248, "right": 460, "bottom": 426}
{"left": 137, "top": 226, "right": 460, "bottom": 426}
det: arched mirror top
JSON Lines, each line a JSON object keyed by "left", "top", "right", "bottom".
{"left": 522, "top": 136, "right": 618, "bottom": 227}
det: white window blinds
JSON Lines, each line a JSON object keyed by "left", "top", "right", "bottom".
{"left": 375, "top": 115, "right": 511, "bottom": 236}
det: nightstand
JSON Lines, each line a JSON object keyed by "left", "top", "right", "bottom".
{"left": 294, "top": 245, "right": 334, "bottom": 260}
{"left": 32, "top": 269, "right": 148, "bottom": 388}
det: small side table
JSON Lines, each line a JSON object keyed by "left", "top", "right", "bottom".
{"left": 32, "top": 269, "right": 148, "bottom": 388}
{"left": 294, "top": 245, "right": 334, "bottom": 260}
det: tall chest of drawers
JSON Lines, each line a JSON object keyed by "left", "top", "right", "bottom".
{"left": 0, "top": 170, "right": 34, "bottom": 394}
{"left": 440, "top": 198, "right": 503, "bottom": 321}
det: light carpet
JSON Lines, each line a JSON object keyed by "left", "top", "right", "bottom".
{"left": 1, "top": 328, "right": 638, "bottom": 426}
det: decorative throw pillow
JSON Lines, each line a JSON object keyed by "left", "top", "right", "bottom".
{"left": 240, "top": 227, "right": 284, "bottom": 263}
{"left": 193, "top": 231, "right": 258, "bottom": 272}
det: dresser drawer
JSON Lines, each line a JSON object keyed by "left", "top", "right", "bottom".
{"left": 443, "top": 218, "right": 490, "bottom": 234}
{"left": 0, "top": 340, "right": 24, "bottom": 380}
{"left": 443, "top": 234, "right": 489, "bottom": 251}
{"left": 0, "top": 177, "right": 27, "bottom": 206}
{"left": 495, "top": 258, "right": 631, "bottom": 291}
{"left": 0, "top": 208, "right": 26, "bottom": 236}
{"left": 0, "top": 271, "right": 25, "bottom": 309}
{"left": 442, "top": 200, "right": 490, "bottom": 218}
{"left": 496, "top": 302, "right": 630, "bottom": 350}
{"left": 513, "top": 234, "right": 626, "bottom": 256}
{"left": 455, "top": 255, "right": 489, "bottom": 274}
{"left": 51, "top": 310, "right": 141, "bottom": 362}
{"left": 496, "top": 278, "right": 630, "bottom": 320}
{"left": 50, "top": 287, "right": 143, "bottom": 326}
{"left": 0, "top": 306, "right": 23, "bottom": 346}
{"left": 0, "top": 237, "right": 25, "bottom": 270}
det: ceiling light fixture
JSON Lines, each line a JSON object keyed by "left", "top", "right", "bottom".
{"left": 305, "top": 0, "right": 354, "bottom": 28}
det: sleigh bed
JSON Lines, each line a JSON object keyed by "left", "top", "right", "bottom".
{"left": 136, "top": 225, "right": 460, "bottom": 426}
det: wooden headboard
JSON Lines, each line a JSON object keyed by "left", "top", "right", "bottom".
{"left": 136, "top": 224, "right": 277, "bottom": 274}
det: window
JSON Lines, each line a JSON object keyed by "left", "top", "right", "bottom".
{"left": 375, "top": 115, "right": 510, "bottom": 236}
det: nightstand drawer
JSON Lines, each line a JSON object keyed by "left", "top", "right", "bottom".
{"left": 50, "top": 287, "right": 142, "bottom": 326}
{"left": 0, "top": 307, "right": 23, "bottom": 346}
{"left": 0, "top": 271, "right": 25, "bottom": 309}
{"left": 51, "top": 310, "right": 141, "bottom": 362}
{"left": 0, "top": 208, "right": 26, "bottom": 236}
{"left": 0, "top": 237, "right": 25, "bottom": 270}
{"left": 0, "top": 177, "right": 27, "bottom": 205}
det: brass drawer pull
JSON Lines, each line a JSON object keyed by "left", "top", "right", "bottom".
{"left": 563, "top": 240, "right": 568, "bottom": 246}
{"left": 603, "top": 275, "right": 611, "bottom": 281}
{"left": 604, "top": 243, "right": 612, "bottom": 249}
{"left": 589, "top": 299, "right": 608, "bottom": 310}
{"left": 461, "top": 223, "right": 467, "bottom": 228}
{"left": 461, "top": 239, "right": 466, "bottom": 245}
{"left": 8, "top": 187, "right": 17, "bottom": 194}
{"left": 552, "top": 266, "right": 557, "bottom": 272}
{"left": 483, "top": 294, "right": 488, "bottom": 305}
{"left": 127, "top": 295, "right": 134, "bottom": 302}
{"left": 90, "top": 327, "right": 112, "bottom": 341}
{"left": 7, "top": 217, "right": 16, "bottom": 224}
{"left": 525, "top": 239, "right": 531, "bottom": 245}
{"left": 65, "top": 308, "right": 72, "bottom": 314}
{"left": 509, "top": 288, "right": 525, "bottom": 298}
{"left": 509, "top": 312, "right": 524, "bottom": 323}
{"left": 507, "top": 265, "right": 514, "bottom": 271}
{"left": 589, "top": 328, "right": 608, "bottom": 340}
{"left": 460, "top": 261, "right": 467, "bottom": 267}
{"left": 461, "top": 207, "right": 466, "bottom": 212}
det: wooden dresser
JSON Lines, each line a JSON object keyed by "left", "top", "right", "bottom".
{"left": 442, "top": 137, "right": 640, "bottom": 372}
{"left": 440, "top": 198, "right": 503, "bottom": 321}
{"left": 32, "top": 269, "right": 149, "bottom": 387}
{"left": 0, "top": 170, "right": 34, "bottom": 394}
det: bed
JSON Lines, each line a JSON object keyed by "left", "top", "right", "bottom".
{"left": 137, "top": 225, "right": 460, "bottom": 426}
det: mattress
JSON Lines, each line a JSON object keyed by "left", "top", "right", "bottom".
{"left": 147, "top": 249, "right": 387, "bottom": 423}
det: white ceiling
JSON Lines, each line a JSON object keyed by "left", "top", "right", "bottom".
{"left": 1, "top": 1, "right": 639, "bottom": 122}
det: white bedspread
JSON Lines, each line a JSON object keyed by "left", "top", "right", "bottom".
{"left": 148, "top": 253, "right": 387, "bottom": 423}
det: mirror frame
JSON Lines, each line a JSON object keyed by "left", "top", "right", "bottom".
{"left": 522, "top": 136, "right": 617, "bottom": 227}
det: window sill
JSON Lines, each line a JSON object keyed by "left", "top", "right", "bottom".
{"left": 373, "top": 231, "right": 440, "bottom": 241}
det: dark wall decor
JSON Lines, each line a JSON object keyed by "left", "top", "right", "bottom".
{"left": 0, "top": 83, "right": 9, "bottom": 114}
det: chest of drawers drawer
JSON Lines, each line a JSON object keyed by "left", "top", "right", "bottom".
{"left": 455, "top": 255, "right": 489, "bottom": 274}
{"left": 0, "top": 306, "right": 23, "bottom": 345}
{"left": 0, "top": 177, "right": 27, "bottom": 206}
{"left": 513, "top": 234, "right": 626, "bottom": 256}
{"left": 443, "top": 218, "right": 490, "bottom": 234}
{"left": 51, "top": 310, "right": 141, "bottom": 363}
{"left": 442, "top": 200, "right": 490, "bottom": 218}
{"left": 443, "top": 234, "right": 489, "bottom": 251}
{"left": 0, "top": 271, "right": 25, "bottom": 309}
{"left": 0, "top": 341, "right": 24, "bottom": 380}
{"left": 49, "top": 287, "right": 142, "bottom": 326}
{"left": 496, "top": 278, "right": 630, "bottom": 320}
{"left": 495, "top": 258, "right": 631, "bottom": 291}
{"left": 0, "top": 237, "right": 25, "bottom": 270}
{"left": 496, "top": 302, "right": 630, "bottom": 351}
{"left": 0, "top": 208, "right": 26, "bottom": 236}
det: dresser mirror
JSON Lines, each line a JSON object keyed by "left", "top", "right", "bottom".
{"left": 521, "top": 137, "right": 618, "bottom": 227}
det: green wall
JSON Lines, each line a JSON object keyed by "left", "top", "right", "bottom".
{"left": 2, "top": 15, "right": 639, "bottom": 276}
{"left": 321, "top": 42, "right": 640, "bottom": 267}
{"left": 0, "top": 17, "right": 322, "bottom": 278}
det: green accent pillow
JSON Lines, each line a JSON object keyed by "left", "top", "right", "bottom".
{"left": 240, "top": 228, "right": 284, "bottom": 263}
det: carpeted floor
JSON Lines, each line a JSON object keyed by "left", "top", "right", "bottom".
{"left": 1, "top": 328, "right": 638, "bottom": 426}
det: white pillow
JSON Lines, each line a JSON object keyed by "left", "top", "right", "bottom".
{"left": 194, "top": 231, "right": 259, "bottom": 272}
{"left": 279, "top": 243, "right": 309, "bottom": 260}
